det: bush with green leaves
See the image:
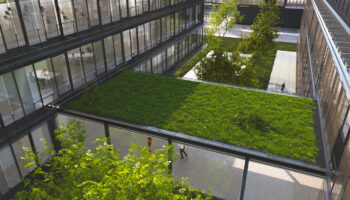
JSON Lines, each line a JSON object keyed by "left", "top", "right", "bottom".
{"left": 195, "top": 49, "right": 259, "bottom": 88}
{"left": 14, "top": 121, "right": 211, "bottom": 200}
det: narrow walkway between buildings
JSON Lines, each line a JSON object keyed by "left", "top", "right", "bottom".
{"left": 206, "top": 24, "right": 300, "bottom": 43}
{"left": 267, "top": 50, "right": 297, "bottom": 94}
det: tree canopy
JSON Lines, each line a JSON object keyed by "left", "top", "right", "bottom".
{"left": 238, "top": 0, "right": 280, "bottom": 56}
{"left": 14, "top": 121, "right": 210, "bottom": 200}
{"left": 195, "top": 50, "right": 259, "bottom": 88}
{"left": 207, "top": 0, "right": 243, "bottom": 49}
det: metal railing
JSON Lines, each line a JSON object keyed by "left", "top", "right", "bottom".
{"left": 56, "top": 107, "right": 327, "bottom": 200}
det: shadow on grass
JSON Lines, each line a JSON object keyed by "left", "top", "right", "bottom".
{"left": 68, "top": 70, "right": 201, "bottom": 128}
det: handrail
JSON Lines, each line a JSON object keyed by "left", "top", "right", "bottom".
{"left": 57, "top": 107, "right": 327, "bottom": 177}
{"left": 311, "top": 0, "right": 350, "bottom": 100}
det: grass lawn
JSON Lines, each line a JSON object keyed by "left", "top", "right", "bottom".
{"left": 69, "top": 71, "right": 318, "bottom": 163}
{"left": 174, "top": 37, "right": 297, "bottom": 90}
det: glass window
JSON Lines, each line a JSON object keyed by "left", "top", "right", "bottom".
{"left": 14, "top": 65, "right": 42, "bottom": 114}
{"left": 99, "top": 0, "right": 111, "bottom": 25}
{"left": 31, "top": 122, "right": 52, "bottom": 163}
{"left": 73, "top": 0, "right": 89, "bottom": 32}
{"left": 81, "top": 43, "right": 97, "bottom": 83}
{"left": 130, "top": 28, "right": 138, "bottom": 57}
{"left": 110, "top": 0, "right": 121, "bottom": 22}
{"left": 144, "top": 22, "right": 151, "bottom": 50}
{"left": 58, "top": 0, "right": 76, "bottom": 35}
{"left": 0, "top": 73, "right": 25, "bottom": 126}
{"left": 0, "top": 0, "right": 26, "bottom": 49}
{"left": 52, "top": 54, "right": 71, "bottom": 94}
{"left": 92, "top": 41, "right": 106, "bottom": 75}
{"left": 12, "top": 135, "right": 36, "bottom": 177}
{"left": 109, "top": 126, "right": 167, "bottom": 159}
{"left": 19, "top": 0, "right": 47, "bottom": 45}
{"left": 173, "top": 142, "right": 245, "bottom": 200}
{"left": 34, "top": 59, "right": 59, "bottom": 105}
{"left": 138, "top": 25, "right": 146, "bottom": 54}
{"left": 113, "top": 34, "right": 123, "bottom": 65}
{"left": 123, "top": 30, "right": 132, "bottom": 61}
{"left": 104, "top": 36, "right": 116, "bottom": 71}
{"left": 87, "top": 0, "right": 99, "bottom": 27}
{"left": 120, "top": 0, "right": 127, "bottom": 18}
{"left": 40, "top": 0, "right": 60, "bottom": 38}
{"left": 129, "top": 0, "right": 136, "bottom": 17}
{"left": 56, "top": 114, "right": 105, "bottom": 150}
{"left": 0, "top": 146, "right": 21, "bottom": 193}
{"left": 244, "top": 161, "right": 324, "bottom": 200}
{"left": 342, "top": 111, "right": 350, "bottom": 141}
{"left": 67, "top": 48, "right": 85, "bottom": 89}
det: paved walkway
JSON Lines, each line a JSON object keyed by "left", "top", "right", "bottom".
{"left": 267, "top": 50, "right": 297, "bottom": 94}
{"left": 205, "top": 24, "right": 300, "bottom": 43}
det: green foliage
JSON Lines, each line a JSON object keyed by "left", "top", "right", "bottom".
{"left": 195, "top": 49, "right": 259, "bottom": 88}
{"left": 14, "top": 121, "right": 210, "bottom": 200}
{"left": 175, "top": 37, "right": 296, "bottom": 89}
{"left": 69, "top": 71, "right": 318, "bottom": 162}
{"left": 207, "top": 0, "right": 243, "bottom": 49}
{"left": 174, "top": 47, "right": 210, "bottom": 77}
{"left": 238, "top": 0, "right": 280, "bottom": 56}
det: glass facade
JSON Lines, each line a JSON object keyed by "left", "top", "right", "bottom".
{"left": 0, "top": 4, "right": 203, "bottom": 128}
{"left": 0, "top": 0, "right": 198, "bottom": 54}
{"left": 0, "top": 0, "right": 205, "bottom": 197}
{"left": 0, "top": 122, "right": 52, "bottom": 195}
{"left": 297, "top": 0, "right": 350, "bottom": 199}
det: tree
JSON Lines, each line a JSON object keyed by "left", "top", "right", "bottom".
{"left": 207, "top": 0, "right": 243, "bottom": 49}
{"left": 195, "top": 50, "right": 259, "bottom": 88}
{"left": 14, "top": 121, "right": 211, "bottom": 200}
{"left": 238, "top": 0, "right": 280, "bottom": 56}
{"left": 209, "top": 0, "right": 243, "bottom": 38}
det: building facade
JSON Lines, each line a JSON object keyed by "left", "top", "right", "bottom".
{"left": 297, "top": 0, "right": 350, "bottom": 199}
{"left": 0, "top": 0, "right": 204, "bottom": 198}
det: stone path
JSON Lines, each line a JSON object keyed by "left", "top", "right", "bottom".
{"left": 267, "top": 50, "right": 297, "bottom": 94}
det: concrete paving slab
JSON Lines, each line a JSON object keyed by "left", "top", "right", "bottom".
{"left": 267, "top": 50, "right": 296, "bottom": 94}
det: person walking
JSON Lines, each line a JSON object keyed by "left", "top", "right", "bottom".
{"left": 179, "top": 144, "right": 188, "bottom": 159}
{"left": 281, "top": 82, "right": 286, "bottom": 92}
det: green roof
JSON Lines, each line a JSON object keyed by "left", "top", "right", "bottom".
{"left": 69, "top": 70, "right": 318, "bottom": 162}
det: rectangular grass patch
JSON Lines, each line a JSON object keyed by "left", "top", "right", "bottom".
{"left": 69, "top": 71, "right": 318, "bottom": 162}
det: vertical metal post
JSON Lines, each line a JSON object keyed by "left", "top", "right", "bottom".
{"left": 168, "top": 137, "right": 172, "bottom": 172}
{"left": 79, "top": 47, "right": 87, "bottom": 85}
{"left": 9, "top": 143, "right": 23, "bottom": 178}
{"left": 37, "top": 0, "right": 48, "bottom": 40}
{"left": 14, "top": 0, "right": 30, "bottom": 46}
{"left": 70, "top": 0, "right": 79, "bottom": 34}
{"left": 136, "top": 26, "right": 140, "bottom": 55}
{"left": 239, "top": 158, "right": 249, "bottom": 200}
{"left": 104, "top": 123, "right": 111, "bottom": 144}
{"left": 0, "top": 25, "right": 8, "bottom": 51}
{"left": 64, "top": 52, "right": 74, "bottom": 90}
{"left": 31, "top": 64, "right": 45, "bottom": 107}
{"left": 120, "top": 32, "right": 126, "bottom": 63}
{"left": 101, "top": 39, "right": 109, "bottom": 72}
{"left": 50, "top": 58, "right": 61, "bottom": 97}
{"left": 54, "top": 0, "right": 65, "bottom": 37}
{"left": 96, "top": 0, "right": 102, "bottom": 26}
{"left": 11, "top": 72, "right": 26, "bottom": 116}
{"left": 28, "top": 132, "right": 40, "bottom": 165}
{"left": 0, "top": 113, "right": 5, "bottom": 128}
{"left": 91, "top": 42, "right": 99, "bottom": 77}
{"left": 126, "top": 0, "right": 130, "bottom": 17}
